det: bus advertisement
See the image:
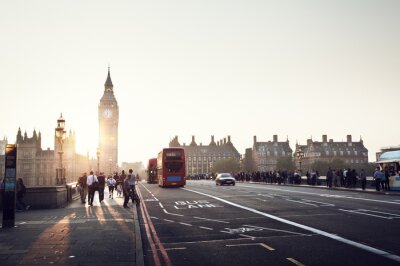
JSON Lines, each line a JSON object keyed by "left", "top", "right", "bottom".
{"left": 147, "top": 158, "right": 158, "bottom": 184}
{"left": 157, "top": 148, "right": 186, "bottom": 187}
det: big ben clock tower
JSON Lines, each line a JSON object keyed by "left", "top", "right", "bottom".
{"left": 99, "top": 67, "right": 119, "bottom": 174}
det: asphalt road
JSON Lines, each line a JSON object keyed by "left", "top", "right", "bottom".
{"left": 137, "top": 180, "right": 400, "bottom": 266}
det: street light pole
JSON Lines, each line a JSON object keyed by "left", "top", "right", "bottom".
{"left": 296, "top": 147, "right": 304, "bottom": 174}
{"left": 96, "top": 148, "right": 100, "bottom": 174}
{"left": 55, "top": 114, "right": 66, "bottom": 185}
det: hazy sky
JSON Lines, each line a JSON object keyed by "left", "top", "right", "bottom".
{"left": 1, "top": 0, "right": 399, "bottom": 164}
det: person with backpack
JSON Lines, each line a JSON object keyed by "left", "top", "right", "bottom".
{"left": 77, "top": 173, "right": 88, "bottom": 204}
{"left": 16, "top": 178, "right": 30, "bottom": 211}
{"left": 123, "top": 169, "right": 138, "bottom": 208}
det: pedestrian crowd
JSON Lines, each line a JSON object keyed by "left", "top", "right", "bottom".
{"left": 77, "top": 169, "right": 140, "bottom": 208}
{"left": 189, "top": 166, "right": 396, "bottom": 192}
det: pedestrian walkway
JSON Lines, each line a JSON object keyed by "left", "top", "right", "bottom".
{"left": 0, "top": 190, "right": 143, "bottom": 266}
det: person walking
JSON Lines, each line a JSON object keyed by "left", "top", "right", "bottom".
{"left": 326, "top": 167, "right": 333, "bottom": 188}
{"left": 373, "top": 167, "right": 382, "bottom": 192}
{"left": 359, "top": 169, "right": 367, "bottom": 190}
{"left": 16, "top": 178, "right": 30, "bottom": 211}
{"left": 97, "top": 172, "right": 106, "bottom": 203}
{"left": 87, "top": 171, "right": 98, "bottom": 206}
{"left": 107, "top": 175, "right": 116, "bottom": 199}
{"left": 77, "top": 173, "right": 88, "bottom": 203}
{"left": 123, "top": 169, "right": 137, "bottom": 208}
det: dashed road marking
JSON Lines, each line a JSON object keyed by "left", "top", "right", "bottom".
{"left": 164, "top": 219, "right": 175, "bottom": 223}
{"left": 339, "top": 209, "right": 400, "bottom": 219}
{"left": 199, "top": 226, "right": 213, "bottom": 230}
{"left": 287, "top": 257, "right": 305, "bottom": 266}
{"left": 193, "top": 216, "right": 230, "bottom": 224}
{"left": 179, "top": 222, "right": 192, "bottom": 227}
{"left": 226, "top": 243, "right": 275, "bottom": 251}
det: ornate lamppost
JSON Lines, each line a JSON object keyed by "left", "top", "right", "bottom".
{"left": 96, "top": 148, "right": 100, "bottom": 174}
{"left": 296, "top": 147, "right": 304, "bottom": 173}
{"left": 55, "top": 114, "right": 66, "bottom": 185}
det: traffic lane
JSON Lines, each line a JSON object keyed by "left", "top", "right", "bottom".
{"left": 138, "top": 183, "right": 318, "bottom": 266}
{"left": 138, "top": 182, "right": 312, "bottom": 243}
{"left": 183, "top": 183, "right": 400, "bottom": 263}
{"left": 139, "top": 183, "right": 400, "bottom": 266}
{"left": 188, "top": 182, "right": 400, "bottom": 254}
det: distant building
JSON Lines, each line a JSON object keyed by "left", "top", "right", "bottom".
{"left": 120, "top": 162, "right": 144, "bottom": 175}
{"left": 376, "top": 145, "right": 400, "bottom": 162}
{"left": 294, "top": 135, "right": 368, "bottom": 171}
{"left": 169, "top": 135, "right": 240, "bottom": 175}
{"left": 14, "top": 126, "right": 89, "bottom": 187}
{"left": 251, "top": 135, "right": 293, "bottom": 171}
{"left": 0, "top": 137, "right": 7, "bottom": 178}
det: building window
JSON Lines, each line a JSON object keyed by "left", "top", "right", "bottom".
{"left": 340, "top": 151, "right": 343, "bottom": 156}
{"left": 354, "top": 151, "right": 358, "bottom": 156}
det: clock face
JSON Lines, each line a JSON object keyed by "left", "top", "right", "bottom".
{"left": 103, "top": 109, "right": 112, "bottom": 118}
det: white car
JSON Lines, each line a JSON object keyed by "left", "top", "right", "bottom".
{"left": 215, "top": 173, "right": 236, "bottom": 186}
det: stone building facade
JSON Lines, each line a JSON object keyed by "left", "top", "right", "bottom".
{"left": 251, "top": 135, "right": 293, "bottom": 171}
{"left": 169, "top": 135, "right": 240, "bottom": 176}
{"left": 14, "top": 127, "right": 89, "bottom": 187}
{"left": 294, "top": 135, "right": 368, "bottom": 171}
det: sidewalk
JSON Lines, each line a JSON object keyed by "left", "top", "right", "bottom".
{"left": 0, "top": 190, "right": 144, "bottom": 266}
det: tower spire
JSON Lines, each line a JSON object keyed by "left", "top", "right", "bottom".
{"left": 104, "top": 66, "right": 113, "bottom": 90}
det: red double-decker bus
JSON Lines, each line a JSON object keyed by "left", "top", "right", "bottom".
{"left": 147, "top": 158, "right": 158, "bottom": 184}
{"left": 157, "top": 148, "right": 186, "bottom": 187}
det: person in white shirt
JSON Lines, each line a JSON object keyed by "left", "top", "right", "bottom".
{"left": 107, "top": 175, "right": 117, "bottom": 199}
{"left": 86, "top": 171, "right": 98, "bottom": 206}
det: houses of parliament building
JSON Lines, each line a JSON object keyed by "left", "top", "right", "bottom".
{"left": 0, "top": 68, "right": 119, "bottom": 187}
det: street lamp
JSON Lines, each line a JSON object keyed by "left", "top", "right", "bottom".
{"left": 55, "top": 114, "right": 66, "bottom": 185}
{"left": 96, "top": 148, "right": 100, "bottom": 174}
{"left": 296, "top": 147, "right": 304, "bottom": 173}
{"left": 108, "top": 158, "right": 112, "bottom": 176}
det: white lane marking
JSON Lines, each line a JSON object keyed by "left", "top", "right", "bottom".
{"left": 163, "top": 209, "right": 184, "bottom": 217}
{"left": 199, "top": 226, "right": 213, "bottom": 230}
{"left": 150, "top": 216, "right": 159, "bottom": 220}
{"left": 239, "top": 185, "right": 400, "bottom": 205}
{"left": 179, "top": 222, "right": 192, "bottom": 227}
{"left": 286, "top": 199, "right": 319, "bottom": 206}
{"left": 159, "top": 202, "right": 164, "bottom": 208}
{"left": 164, "top": 219, "right": 175, "bottom": 223}
{"left": 193, "top": 216, "right": 230, "bottom": 224}
{"left": 139, "top": 183, "right": 158, "bottom": 201}
{"left": 183, "top": 187, "right": 400, "bottom": 263}
{"left": 257, "top": 193, "right": 274, "bottom": 198}
{"left": 255, "top": 198, "right": 268, "bottom": 202}
{"left": 164, "top": 247, "right": 187, "bottom": 251}
{"left": 243, "top": 225, "right": 310, "bottom": 236}
{"left": 239, "top": 234, "right": 255, "bottom": 239}
{"left": 339, "top": 209, "right": 400, "bottom": 219}
{"left": 303, "top": 199, "right": 335, "bottom": 206}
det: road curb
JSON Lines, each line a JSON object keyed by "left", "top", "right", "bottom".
{"left": 133, "top": 203, "right": 145, "bottom": 266}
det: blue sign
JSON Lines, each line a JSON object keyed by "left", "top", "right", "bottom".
{"left": 167, "top": 176, "right": 181, "bottom": 182}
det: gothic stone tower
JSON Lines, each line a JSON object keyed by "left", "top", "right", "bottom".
{"left": 99, "top": 67, "right": 119, "bottom": 174}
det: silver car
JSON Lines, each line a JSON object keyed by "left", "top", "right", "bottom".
{"left": 215, "top": 173, "right": 236, "bottom": 186}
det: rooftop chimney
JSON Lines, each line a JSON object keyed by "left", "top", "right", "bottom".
{"left": 228, "top": 135, "right": 231, "bottom": 143}
{"left": 322, "top": 135, "right": 327, "bottom": 142}
{"left": 224, "top": 138, "right": 226, "bottom": 144}
{"left": 347, "top": 135, "right": 352, "bottom": 143}
{"left": 254, "top": 136, "right": 257, "bottom": 144}
{"left": 273, "top": 135, "right": 278, "bottom": 143}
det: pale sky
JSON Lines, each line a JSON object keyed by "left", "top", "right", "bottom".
{"left": 1, "top": 0, "right": 399, "bottom": 164}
